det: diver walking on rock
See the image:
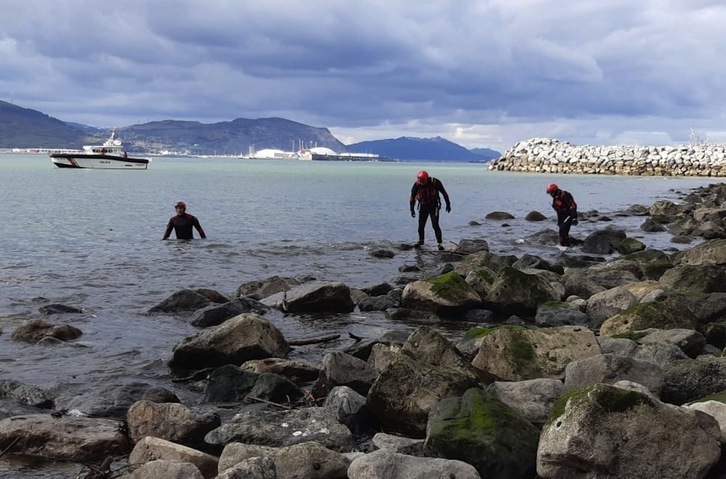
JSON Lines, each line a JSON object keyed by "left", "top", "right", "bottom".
{"left": 410, "top": 170, "right": 451, "bottom": 250}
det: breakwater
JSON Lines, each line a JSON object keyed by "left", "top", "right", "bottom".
{"left": 487, "top": 138, "right": 726, "bottom": 177}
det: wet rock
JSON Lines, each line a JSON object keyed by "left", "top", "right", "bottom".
{"left": 11, "top": 319, "right": 82, "bottom": 343}
{"left": 147, "top": 289, "right": 212, "bottom": 314}
{"left": 38, "top": 303, "right": 82, "bottom": 315}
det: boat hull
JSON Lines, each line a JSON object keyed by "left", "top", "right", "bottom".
{"left": 50, "top": 154, "right": 150, "bottom": 170}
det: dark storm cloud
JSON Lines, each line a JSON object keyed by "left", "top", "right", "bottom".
{"left": 1, "top": 0, "right": 725, "bottom": 150}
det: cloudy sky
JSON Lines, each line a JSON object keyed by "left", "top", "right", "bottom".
{"left": 1, "top": 0, "right": 724, "bottom": 151}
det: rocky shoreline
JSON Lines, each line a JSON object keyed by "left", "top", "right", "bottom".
{"left": 488, "top": 138, "right": 726, "bottom": 177}
{"left": 1, "top": 183, "right": 726, "bottom": 478}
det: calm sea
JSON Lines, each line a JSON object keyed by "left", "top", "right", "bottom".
{"left": 0, "top": 153, "right": 722, "bottom": 476}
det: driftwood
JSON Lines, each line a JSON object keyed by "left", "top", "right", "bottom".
{"left": 0, "top": 437, "right": 18, "bottom": 459}
{"left": 287, "top": 333, "right": 340, "bottom": 346}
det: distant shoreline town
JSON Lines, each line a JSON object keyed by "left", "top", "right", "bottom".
{"left": 488, "top": 138, "right": 726, "bottom": 177}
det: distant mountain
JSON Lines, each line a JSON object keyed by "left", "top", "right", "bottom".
{"left": 347, "top": 136, "right": 500, "bottom": 162}
{"left": 470, "top": 147, "right": 501, "bottom": 161}
{"left": 0, "top": 100, "right": 88, "bottom": 148}
{"left": 64, "top": 122, "right": 105, "bottom": 135}
{"left": 0, "top": 101, "right": 346, "bottom": 154}
{"left": 0, "top": 100, "right": 502, "bottom": 159}
{"left": 117, "top": 118, "right": 345, "bottom": 156}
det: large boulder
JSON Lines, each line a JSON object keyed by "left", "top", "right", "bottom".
{"left": 484, "top": 267, "right": 562, "bottom": 316}
{"left": 261, "top": 281, "right": 355, "bottom": 313}
{"left": 563, "top": 354, "right": 664, "bottom": 397}
{"left": 168, "top": 314, "right": 289, "bottom": 373}
{"left": 127, "top": 400, "right": 220, "bottom": 451}
{"left": 658, "top": 263, "right": 726, "bottom": 293}
{"left": 11, "top": 319, "right": 82, "bottom": 343}
{"left": 425, "top": 388, "right": 539, "bottom": 479}
{"left": 127, "top": 436, "right": 218, "bottom": 479}
{"left": 581, "top": 227, "right": 627, "bottom": 254}
{"left": 147, "top": 289, "right": 213, "bottom": 314}
{"left": 599, "top": 297, "right": 699, "bottom": 337}
{"left": 0, "top": 414, "right": 130, "bottom": 463}
{"left": 585, "top": 280, "right": 664, "bottom": 327}
{"left": 366, "top": 354, "right": 481, "bottom": 437}
{"left": 347, "top": 448, "right": 481, "bottom": 479}
{"left": 675, "top": 238, "right": 726, "bottom": 265}
{"left": 218, "top": 441, "right": 349, "bottom": 479}
{"left": 455, "top": 251, "right": 518, "bottom": 276}
{"left": 537, "top": 384, "right": 720, "bottom": 479}
{"left": 488, "top": 378, "right": 565, "bottom": 426}
{"left": 401, "top": 271, "right": 482, "bottom": 316}
{"left": 661, "top": 357, "right": 726, "bottom": 405}
{"left": 190, "top": 298, "right": 268, "bottom": 328}
{"left": 205, "top": 407, "right": 357, "bottom": 452}
{"left": 470, "top": 326, "right": 600, "bottom": 381}
{"left": 236, "top": 275, "right": 301, "bottom": 300}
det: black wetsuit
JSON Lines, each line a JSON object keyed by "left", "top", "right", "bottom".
{"left": 551, "top": 189, "right": 577, "bottom": 246}
{"left": 163, "top": 213, "right": 206, "bottom": 240}
{"left": 410, "top": 177, "right": 451, "bottom": 244}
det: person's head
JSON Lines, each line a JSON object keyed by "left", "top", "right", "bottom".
{"left": 546, "top": 183, "right": 559, "bottom": 197}
{"left": 416, "top": 170, "right": 429, "bottom": 184}
{"left": 175, "top": 201, "right": 186, "bottom": 213}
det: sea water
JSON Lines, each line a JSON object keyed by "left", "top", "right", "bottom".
{"left": 0, "top": 154, "right": 722, "bottom": 477}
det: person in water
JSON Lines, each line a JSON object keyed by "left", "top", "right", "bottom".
{"left": 546, "top": 183, "right": 578, "bottom": 246}
{"left": 409, "top": 170, "right": 451, "bottom": 250}
{"left": 163, "top": 201, "right": 206, "bottom": 240}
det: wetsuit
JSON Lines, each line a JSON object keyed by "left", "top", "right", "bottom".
{"left": 551, "top": 189, "right": 577, "bottom": 246}
{"left": 410, "top": 177, "right": 451, "bottom": 245}
{"left": 163, "top": 213, "right": 206, "bottom": 240}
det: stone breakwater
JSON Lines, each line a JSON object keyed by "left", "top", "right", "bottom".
{"left": 488, "top": 137, "right": 726, "bottom": 177}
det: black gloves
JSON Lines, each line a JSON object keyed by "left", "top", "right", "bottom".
{"left": 445, "top": 204, "right": 451, "bottom": 213}
{"left": 410, "top": 210, "right": 415, "bottom": 218}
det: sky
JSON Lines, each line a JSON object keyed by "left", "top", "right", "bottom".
{"left": 1, "top": 0, "right": 725, "bottom": 152}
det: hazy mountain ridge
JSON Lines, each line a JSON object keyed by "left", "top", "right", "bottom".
{"left": 0, "top": 100, "right": 89, "bottom": 148}
{"left": 0, "top": 100, "right": 501, "bottom": 160}
{"left": 118, "top": 118, "right": 345, "bottom": 155}
{"left": 349, "top": 136, "right": 500, "bottom": 162}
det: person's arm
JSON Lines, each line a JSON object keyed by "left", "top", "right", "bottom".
{"left": 565, "top": 192, "right": 578, "bottom": 223}
{"left": 409, "top": 183, "right": 418, "bottom": 217}
{"left": 193, "top": 217, "right": 206, "bottom": 239}
{"left": 566, "top": 192, "right": 577, "bottom": 212}
{"left": 163, "top": 219, "right": 174, "bottom": 240}
{"left": 436, "top": 180, "right": 451, "bottom": 212}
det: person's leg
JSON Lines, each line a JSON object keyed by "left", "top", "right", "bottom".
{"left": 559, "top": 219, "right": 572, "bottom": 246}
{"left": 430, "top": 208, "right": 443, "bottom": 244}
{"left": 417, "top": 209, "right": 429, "bottom": 244}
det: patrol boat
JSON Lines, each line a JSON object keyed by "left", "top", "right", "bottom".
{"left": 50, "top": 130, "right": 150, "bottom": 169}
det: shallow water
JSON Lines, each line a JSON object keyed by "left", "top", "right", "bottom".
{"left": 0, "top": 154, "right": 722, "bottom": 477}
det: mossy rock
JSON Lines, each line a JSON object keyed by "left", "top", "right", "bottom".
{"left": 463, "top": 325, "right": 528, "bottom": 340}
{"left": 600, "top": 297, "right": 698, "bottom": 336}
{"left": 425, "top": 388, "right": 539, "bottom": 479}
{"left": 615, "top": 237, "right": 646, "bottom": 255}
{"left": 546, "top": 383, "right": 656, "bottom": 427}
{"left": 426, "top": 271, "right": 473, "bottom": 302}
{"left": 687, "top": 390, "right": 726, "bottom": 405}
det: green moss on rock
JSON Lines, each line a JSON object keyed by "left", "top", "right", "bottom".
{"left": 546, "top": 384, "right": 655, "bottom": 427}
{"left": 426, "top": 271, "right": 472, "bottom": 302}
{"left": 463, "top": 325, "right": 527, "bottom": 340}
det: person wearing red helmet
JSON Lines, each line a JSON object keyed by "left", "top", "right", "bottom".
{"left": 546, "top": 183, "right": 578, "bottom": 246}
{"left": 410, "top": 170, "right": 451, "bottom": 250}
{"left": 163, "top": 201, "right": 206, "bottom": 240}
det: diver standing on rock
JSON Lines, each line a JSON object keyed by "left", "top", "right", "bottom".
{"left": 410, "top": 170, "right": 451, "bottom": 250}
{"left": 546, "top": 183, "right": 578, "bottom": 246}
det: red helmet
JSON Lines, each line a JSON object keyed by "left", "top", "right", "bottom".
{"left": 546, "top": 183, "right": 558, "bottom": 194}
{"left": 175, "top": 201, "right": 186, "bottom": 208}
{"left": 417, "top": 170, "right": 429, "bottom": 182}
